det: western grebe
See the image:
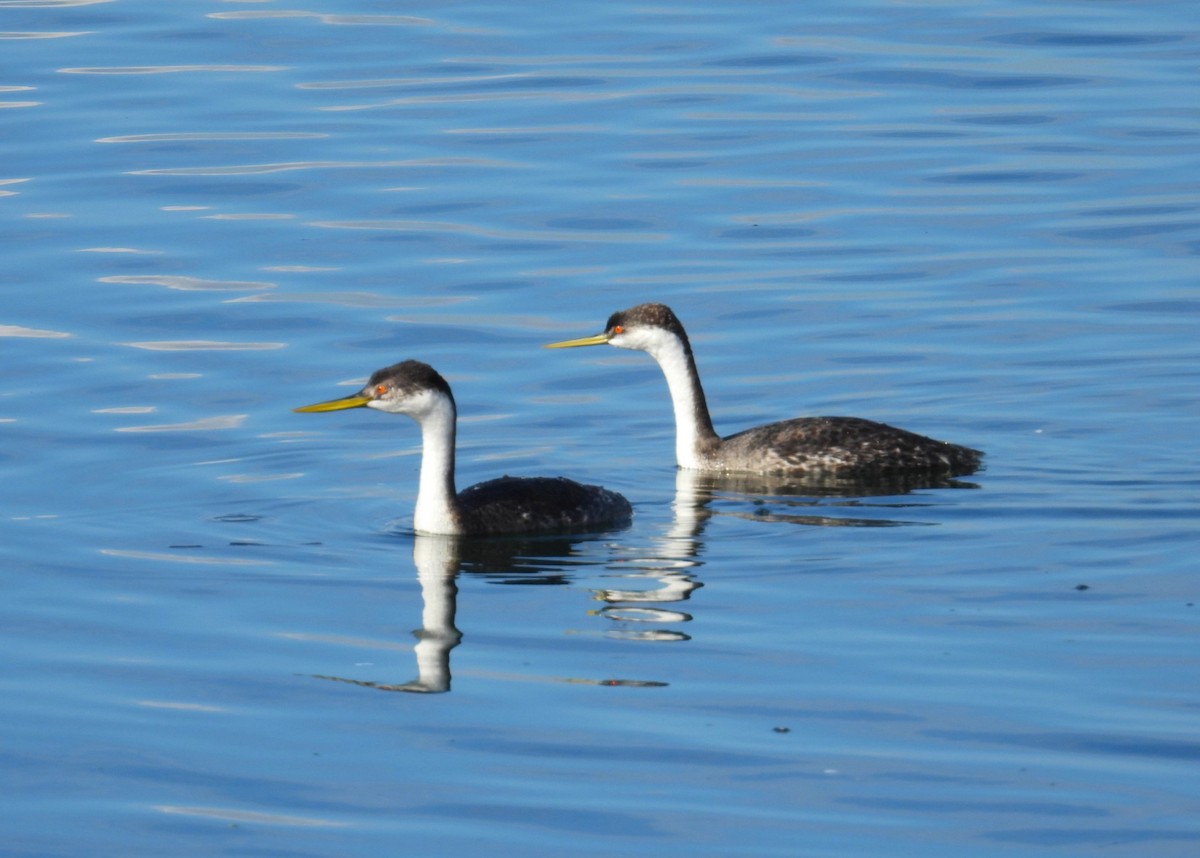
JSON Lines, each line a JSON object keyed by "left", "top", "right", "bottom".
{"left": 294, "top": 360, "right": 632, "bottom": 536}
{"left": 545, "top": 303, "right": 982, "bottom": 477}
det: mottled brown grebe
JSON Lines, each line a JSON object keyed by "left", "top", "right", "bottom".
{"left": 546, "top": 303, "right": 982, "bottom": 477}
{"left": 295, "top": 360, "right": 631, "bottom": 536}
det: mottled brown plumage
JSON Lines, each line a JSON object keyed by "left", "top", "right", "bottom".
{"left": 548, "top": 303, "right": 982, "bottom": 478}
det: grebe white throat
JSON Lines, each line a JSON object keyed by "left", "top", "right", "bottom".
{"left": 611, "top": 325, "right": 710, "bottom": 470}
{"left": 369, "top": 388, "right": 462, "bottom": 535}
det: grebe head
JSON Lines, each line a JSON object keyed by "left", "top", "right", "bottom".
{"left": 294, "top": 359, "right": 455, "bottom": 419}
{"left": 545, "top": 302, "right": 692, "bottom": 358}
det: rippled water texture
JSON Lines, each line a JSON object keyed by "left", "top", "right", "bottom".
{"left": 3, "top": 1, "right": 1199, "bottom": 855}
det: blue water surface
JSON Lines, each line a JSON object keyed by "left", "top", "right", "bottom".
{"left": 2, "top": 0, "right": 1199, "bottom": 855}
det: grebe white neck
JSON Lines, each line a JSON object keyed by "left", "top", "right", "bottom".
{"left": 373, "top": 389, "right": 463, "bottom": 535}
{"left": 612, "top": 325, "right": 718, "bottom": 469}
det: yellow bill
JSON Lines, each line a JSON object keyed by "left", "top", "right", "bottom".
{"left": 543, "top": 332, "right": 610, "bottom": 349}
{"left": 293, "top": 394, "right": 372, "bottom": 413}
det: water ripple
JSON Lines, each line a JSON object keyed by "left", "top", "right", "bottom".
{"left": 114, "top": 414, "right": 249, "bottom": 432}
{"left": 208, "top": 10, "right": 435, "bottom": 28}
{"left": 58, "top": 64, "right": 285, "bottom": 75}
{"left": 155, "top": 805, "right": 346, "bottom": 827}
{"left": 0, "top": 85, "right": 38, "bottom": 110}
{"left": 0, "top": 30, "right": 90, "bottom": 39}
{"left": 100, "top": 274, "right": 275, "bottom": 291}
{"left": 0, "top": 324, "right": 71, "bottom": 338}
{"left": 832, "top": 69, "right": 1088, "bottom": 89}
{"left": 122, "top": 340, "right": 284, "bottom": 351}
{"left": 988, "top": 32, "right": 1183, "bottom": 48}
{"left": 97, "top": 131, "right": 329, "bottom": 144}
{"left": 0, "top": 0, "right": 111, "bottom": 7}
{"left": 309, "top": 218, "right": 666, "bottom": 244}
{"left": 127, "top": 158, "right": 511, "bottom": 176}
{"left": 229, "top": 292, "right": 468, "bottom": 309}
{"left": 98, "top": 548, "right": 264, "bottom": 565}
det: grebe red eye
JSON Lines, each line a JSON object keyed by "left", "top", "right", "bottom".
{"left": 611, "top": 325, "right": 624, "bottom": 335}
{"left": 375, "top": 384, "right": 388, "bottom": 396}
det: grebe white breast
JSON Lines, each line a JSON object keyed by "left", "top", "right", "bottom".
{"left": 546, "top": 303, "right": 982, "bottom": 477}
{"left": 295, "top": 360, "right": 632, "bottom": 536}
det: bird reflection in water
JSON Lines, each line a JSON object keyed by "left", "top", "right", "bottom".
{"left": 589, "top": 501, "right": 705, "bottom": 643}
{"left": 589, "top": 467, "right": 978, "bottom": 639}
{"left": 312, "top": 534, "right": 668, "bottom": 694}
{"left": 670, "top": 468, "right": 981, "bottom": 529}
{"left": 311, "top": 466, "right": 978, "bottom": 691}
{"left": 311, "top": 535, "right": 463, "bottom": 694}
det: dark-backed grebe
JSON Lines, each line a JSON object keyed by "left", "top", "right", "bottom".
{"left": 295, "top": 360, "right": 632, "bottom": 536}
{"left": 546, "top": 303, "right": 982, "bottom": 477}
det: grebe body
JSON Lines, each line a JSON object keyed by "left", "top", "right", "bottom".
{"left": 546, "top": 303, "right": 981, "bottom": 477}
{"left": 295, "top": 360, "right": 631, "bottom": 536}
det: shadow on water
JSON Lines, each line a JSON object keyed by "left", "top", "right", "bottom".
{"left": 310, "top": 467, "right": 978, "bottom": 694}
